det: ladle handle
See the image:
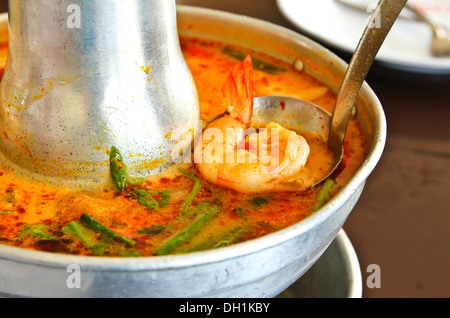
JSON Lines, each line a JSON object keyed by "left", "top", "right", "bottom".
{"left": 328, "top": 0, "right": 407, "bottom": 155}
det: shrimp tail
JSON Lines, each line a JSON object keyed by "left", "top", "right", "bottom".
{"left": 221, "top": 55, "right": 254, "bottom": 126}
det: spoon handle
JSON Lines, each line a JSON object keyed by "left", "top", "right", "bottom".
{"left": 328, "top": 0, "right": 407, "bottom": 155}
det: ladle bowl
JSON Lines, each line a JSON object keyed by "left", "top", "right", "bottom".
{"left": 0, "top": 0, "right": 200, "bottom": 189}
{"left": 254, "top": 0, "right": 406, "bottom": 188}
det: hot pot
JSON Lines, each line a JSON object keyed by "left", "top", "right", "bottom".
{"left": 0, "top": 6, "right": 386, "bottom": 297}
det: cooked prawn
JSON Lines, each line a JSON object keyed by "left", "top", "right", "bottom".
{"left": 194, "top": 56, "right": 313, "bottom": 193}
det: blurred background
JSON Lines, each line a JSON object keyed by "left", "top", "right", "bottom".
{"left": 0, "top": 0, "right": 448, "bottom": 298}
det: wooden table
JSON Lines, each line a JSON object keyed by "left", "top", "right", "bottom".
{"left": 0, "top": 0, "right": 448, "bottom": 298}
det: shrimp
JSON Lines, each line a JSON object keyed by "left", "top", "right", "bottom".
{"left": 194, "top": 56, "right": 313, "bottom": 193}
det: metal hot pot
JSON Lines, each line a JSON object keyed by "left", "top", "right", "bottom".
{"left": 0, "top": 5, "right": 386, "bottom": 297}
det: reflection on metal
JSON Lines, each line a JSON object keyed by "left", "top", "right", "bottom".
{"left": 0, "top": 0, "right": 200, "bottom": 189}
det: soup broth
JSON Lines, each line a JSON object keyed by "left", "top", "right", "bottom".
{"left": 0, "top": 38, "right": 367, "bottom": 257}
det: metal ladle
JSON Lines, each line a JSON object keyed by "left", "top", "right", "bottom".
{"left": 0, "top": 0, "right": 200, "bottom": 189}
{"left": 253, "top": 0, "right": 406, "bottom": 188}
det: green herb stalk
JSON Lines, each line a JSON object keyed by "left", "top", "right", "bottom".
{"left": 109, "top": 146, "right": 129, "bottom": 194}
{"left": 19, "top": 224, "right": 58, "bottom": 241}
{"left": 154, "top": 203, "right": 220, "bottom": 255}
{"left": 80, "top": 214, "right": 135, "bottom": 246}
{"left": 222, "top": 47, "right": 286, "bottom": 74}
{"left": 313, "top": 179, "right": 337, "bottom": 211}
{"left": 185, "top": 226, "right": 249, "bottom": 253}
{"left": 178, "top": 169, "right": 201, "bottom": 214}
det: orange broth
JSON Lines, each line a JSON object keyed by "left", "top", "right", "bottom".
{"left": 0, "top": 38, "right": 367, "bottom": 257}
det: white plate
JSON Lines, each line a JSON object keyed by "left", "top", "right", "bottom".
{"left": 276, "top": 0, "right": 450, "bottom": 74}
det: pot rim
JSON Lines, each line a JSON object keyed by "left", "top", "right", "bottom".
{"left": 0, "top": 6, "right": 386, "bottom": 271}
